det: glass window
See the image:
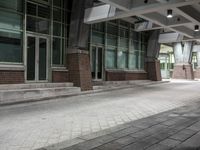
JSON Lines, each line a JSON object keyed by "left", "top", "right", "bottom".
{"left": 38, "top": 5, "right": 50, "bottom": 19}
{"left": 107, "top": 24, "right": 118, "bottom": 35}
{"left": 53, "top": 22, "right": 61, "bottom": 36}
{"left": 118, "top": 51, "right": 128, "bottom": 69}
{"left": 0, "top": 10, "right": 22, "bottom": 31}
{"left": 53, "top": 8, "right": 62, "bottom": 22}
{"left": 27, "top": 17, "right": 49, "bottom": 34}
{"left": 120, "top": 38, "right": 129, "bottom": 49}
{"left": 0, "top": 0, "right": 22, "bottom": 12}
{"left": 92, "top": 31, "right": 104, "bottom": 44}
{"left": 53, "top": 0, "right": 61, "bottom": 7}
{"left": 53, "top": 38, "right": 61, "bottom": 65}
{"left": 106, "top": 49, "right": 116, "bottom": 69}
{"left": 107, "top": 35, "right": 117, "bottom": 46}
{"left": 0, "top": 31, "right": 22, "bottom": 62}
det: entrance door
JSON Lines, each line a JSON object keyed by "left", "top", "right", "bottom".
{"left": 27, "top": 35, "right": 48, "bottom": 82}
{"left": 91, "top": 46, "right": 103, "bottom": 80}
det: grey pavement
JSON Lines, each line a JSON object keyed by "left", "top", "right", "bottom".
{"left": 1, "top": 81, "right": 200, "bottom": 150}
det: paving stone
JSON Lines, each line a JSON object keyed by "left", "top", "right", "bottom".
{"left": 170, "top": 129, "right": 197, "bottom": 142}
{"left": 145, "top": 143, "right": 172, "bottom": 150}
{"left": 178, "top": 133, "right": 200, "bottom": 148}
{"left": 159, "top": 138, "right": 181, "bottom": 148}
{"left": 114, "top": 136, "right": 137, "bottom": 146}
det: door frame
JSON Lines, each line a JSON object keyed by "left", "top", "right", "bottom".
{"left": 26, "top": 33, "right": 50, "bottom": 83}
{"left": 90, "top": 45, "right": 105, "bottom": 81}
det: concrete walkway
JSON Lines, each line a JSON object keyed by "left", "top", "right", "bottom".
{"left": 56, "top": 101, "right": 200, "bottom": 150}
{"left": 1, "top": 81, "right": 200, "bottom": 150}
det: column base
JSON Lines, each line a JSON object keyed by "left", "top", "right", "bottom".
{"left": 146, "top": 60, "right": 162, "bottom": 81}
{"left": 67, "top": 51, "right": 93, "bottom": 91}
{"left": 194, "top": 67, "right": 200, "bottom": 79}
{"left": 172, "top": 64, "right": 194, "bottom": 80}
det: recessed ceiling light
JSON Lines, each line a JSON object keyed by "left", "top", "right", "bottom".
{"left": 167, "top": 9, "right": 173, "bottom": 18}
{"left": 195, "top": 25, "right": 199, "bottom": 32}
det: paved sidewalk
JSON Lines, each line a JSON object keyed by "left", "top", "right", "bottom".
{"left": 1, "top": 81, "right": 200, "bottom": 150}
{"left": 48, "top": 101, "right": 200, "bottom": 150}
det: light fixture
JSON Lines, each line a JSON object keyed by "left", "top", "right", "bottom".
{"left": 167, "top": 9, "right": 173, "bottom": 18}
{"left": 195, "top": 25, "right": 199, "bottom": 32}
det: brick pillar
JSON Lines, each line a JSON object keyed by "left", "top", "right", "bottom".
{"left": 68, "top": 0, "right": 93, "bottom": 91}
{"left": 173, "top": 64, "right": 194, "bottom": 79}
{"left": 172, "top": 42, "right": 194, "bottom": 80}
{"left": 67, "top": 50, "right": 92, "bottom": 91}
{"left": 146, "top": 59, "right": 162, "bottom": 81}
{"left": 146, "top": 30, "right": 162, "bottom": 81}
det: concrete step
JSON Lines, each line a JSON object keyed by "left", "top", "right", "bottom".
{"left": 0, "top": 82, "right": 74, "bottom": 90}
{"left": 0, "top": 86, "right": 81, "bottom": 105}
{"left": 93, "top": 80, "right": 169, "bottom": 90}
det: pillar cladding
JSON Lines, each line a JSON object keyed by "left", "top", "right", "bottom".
{"left": 146, "top": 30, "right": 162, "bottom": 81}
{"left": 67, "top": 0, "right": 93, "bottom": 91}
{"left": 172, "top": 42, "right": 194, "bottom": 80}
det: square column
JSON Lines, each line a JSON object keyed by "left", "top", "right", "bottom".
{"left": 172, "top": 42, "right": 194, "bottom": 80}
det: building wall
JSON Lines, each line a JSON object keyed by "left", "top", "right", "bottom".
{"left": 0, "top": 0, "right": 153, "bottom": 86}
{"left": 90, "top": 20, "right": 149, "bottom": 81}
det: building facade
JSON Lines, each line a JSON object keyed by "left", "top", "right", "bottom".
{"left": 0, "top": 0, "right": 161, "bottom": 90}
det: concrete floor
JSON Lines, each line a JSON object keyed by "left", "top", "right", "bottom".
{"left": 1, "top": 81, "right": 200, "bottom": 150}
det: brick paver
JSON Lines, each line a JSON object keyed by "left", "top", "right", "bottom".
{"left": 1, "top": 81, "right": 200, "bottom": 150}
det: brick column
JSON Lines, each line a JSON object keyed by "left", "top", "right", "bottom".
{"left": 67, "top": 50, "right": 92, "bottom": 91}
{"left": 146, "top": 30, "right": 162, "bottom": 81}
{"left": 172, "top": 42, "right": 194, "bottom": 80}
{"left": 68, "top": 0, "right": 93, "bottom": 91}
{"left": 195, "top": 51, "right": 200, "bottom": 79}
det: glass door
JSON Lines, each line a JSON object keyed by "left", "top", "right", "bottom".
{"left": 91, "top": 46, "right": 103, "bottom": 80}
{"left": 27, "top": 35, "right": 48, "bottom": 82}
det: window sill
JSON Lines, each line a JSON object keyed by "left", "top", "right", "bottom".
{"left": 0, "top": 64, "right": 24, "bottom": 71}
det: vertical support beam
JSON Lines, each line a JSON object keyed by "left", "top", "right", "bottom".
{"left": 67, "top": 0, "right": 93, "bottom": 91}
{"left": 146, "top": 30, "right": 162, "bottom": 81}
{"left": 172, "top": 42, "right": 194, "bottom": 80}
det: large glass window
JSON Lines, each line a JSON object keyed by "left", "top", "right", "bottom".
{"left": 106, "top": 48, "right": 117, "bottom": 69}
{"left": 91, "top": 20, "right": 148, "bottom": 71}
{"left": 0, "top": 3, "right": 23, "bottom": 63}
{"left": 0, "top": 0, "right": 23, "bottom": 12}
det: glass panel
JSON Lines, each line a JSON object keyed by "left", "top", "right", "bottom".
{"left": 120, "top": 38, "right": 129, "bottom": 48}
{"left": 27, "top": 16, "right": 49, "bottom": 34}
{"left": 106, "top": 49, "right": 116, "bottom": 69}
{"left": 53, "top": 8, "right": 62, "bottom": 22}
{"left": 140, "top": 52, "right": 145, "bottom": 69}
{"left": 0, "top": 10, "right": 22, "bottom": 31}
{"left": 129, "top": 53, "right": 136, "bottom": 70}
{"left": 91, "top": 47, "right": 96, "bottom": 79}
{"left": 107, "top": 35, "right": 117, "bottom": 46}
{"left": 53, "top": 22, "right": 61, "bottom": 36}
{"left": 53, "top": 0, "right": 61, "bottom": 7}
{"left": 118, "top": 51, "right": 128, "bottom": 69}
{"left": 0, "top": 0, "right": 22, "bottom": 12}
{"left": 0, "top": 30, "right": 22, "bottom": 62}
{"left": 39, "top": 38, "right": 47, "bottom": 80}
{"left": 53, "top": 38, "right": 61, "bottom": 65}
{"left": 97, "top": 48, "right": 102, "bottom": 79}
{"left": 38, "top": 5, "right": 50, "bottom": 19}
{"left": 107, "top": 24, "right": 118, "bottom": 35}
{"left": 27, "top": 2, "right": 37, "bottom": 16}
{"left": 92, "top": 31, "right": 104, "bottom": 44}
{"left": 27, "top": 37, "right": 36, "bottom": 81}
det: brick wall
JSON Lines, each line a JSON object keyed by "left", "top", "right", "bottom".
{"left": 52, "top": 71, "right": 69, "bottom": 83}
{"left": 146, "top": 60, "right": 162, "bottom": 81}
{"left": 172, "top": 64, "right": 194, "bottom": 80}
{"left": 106, "top": 70, "right": 148, "bottom": 81}
{"left": 0, "top": 70, "right": 24, "bottom": 84}
{"left": 67, "top": 52, "right": 93, "bottom": 91}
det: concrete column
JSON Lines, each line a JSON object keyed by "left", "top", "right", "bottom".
{"left": 172, "top": 42, "right": 194, "bottom": 80}
{"left": 146, "top": 30, "right": 162, "bottom": 81}
{"left": 67, "top": 0, "right": 93, "bottom": 91}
